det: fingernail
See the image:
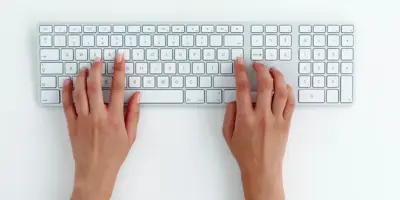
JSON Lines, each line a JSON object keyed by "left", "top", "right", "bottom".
{"left": 270, "top": 67, "right": 278, "bottom": 72}
{"left": 237, "top": 56, "right": 244, "bottom": 65}
{"left": 136, "top": 93, "right": 141, "bottom": 103}
{"left": 116, "top": 53, "right": 122, "bottom": 63}
{"left": 94, "top": 57, "right": 101, "bottom": 63}
{"left": 63, "top": 78, "right": 71, "bottom": 86}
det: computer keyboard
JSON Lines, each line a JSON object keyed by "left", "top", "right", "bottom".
{"left": 37, "top": 22, "right": 354, "bottom": 106}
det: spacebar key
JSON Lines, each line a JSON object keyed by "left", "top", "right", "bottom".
{"left": 103, "top": 90, "right": 184, "bottom": 104}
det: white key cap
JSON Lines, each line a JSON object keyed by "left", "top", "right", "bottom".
{"left": 117, "top": 49, "right": 130, "bottom": 60}
{"left": 54, "top": 25, "right": 67, "bottom": 33}
{"left": 175, "top": 49, "right": 187, "bottom": 60}
{"left": 139, "top": 35, "right": 151, "bottom": 47}
{"left": 41, "top": 63, "right": 63, "bottom": 74}
{"left": 299, "top": 63, "right": 311, "bottom": 74}
{"left": 280, "top": 49, "right": 292, "bottom": 61}
{"left": 221, "top": 63, "right": 233, "bottom": 74}
{"left": 178, "top": 63, "right": 191, "bottom": 74}
{"left": 299, "top": 25, "right": 312, "bottom": 33}
{"left": 154, "top": 35, "right": 166, "bottom": 47}
{"left": 99, "top": 26, "right": 111, "bottom": 33}
{"left": 207, "top": 63, "right": 219, "bottom": 74}
{"left": 103, "top": 49, "right": 115, "bottom": 61}
{"left": 214, "top": 76, "right": 235, "bottom": 88}
{"left": 216, "top": 25, "right": 229, "bottom": 33}
{"left": 142, "top": 25, "right": 155, "bottom": 33}
{"left": 231, "top": 25, "right": 243, "bottom": 33}
{"left": 103, "top": 90, "right": 184, "bottom": 104}
{"left": 279, "top": 25, "right": 292, "bottom": 33}
{"left": 113, "top": 25, "right": 126, "bottom": 33}
{"left": 182, "top": 35, "right": 194, "bottom": 47}
{"left": 341, "top": 76, "right": 353, "bottom": 103}
{"left": 341, "top": 49, "right": 354, "bottom": 60}
{"left": 135, "top": 62, "right": 148, "bottom": 74}
{"left": 164, "top": 63, "right": 176, "bottom": 74}
{"left": 313, "top": 35, "right": 325, "bottom": 47}
{"left": 327, "top": 62, "right": 339, "bottom": 74}
{"left": 186, "top": 76, "right": 198, "bottom": 87}
{"left": 146, "top": 49, "right": 159, "bottom": 60}
{"left": 189, "top": 49, "right": 201, "bottom": 61}
{"left": 217, "top": 49, "right": 230, "bottom": 60}
{"left": 202, "top": 25, "right": 214, "bottom": 33}
{"left": 223, "top": 90, "right": 257, "bottom": 103}
{"left": 328, "top": 35, "right": 340, "bottom": 47}
{"left": 82, "top": 35, "right": 95, "bottom": 47}
{"left": 76, "top": 49, "right": 88, "bottom": 60}
{"left": 251, "top": 49, "right": 263, "bottom": 60}
{"left": 102, "top": 63, "right": 106, "bottom": 74}
{"left": 313, "top": 25, "right": 326, "bottom": 33}
{"left": 58, "top": 76, "right": 71, "bottom": 88}
{"left": 187, "top": 25, "right": 199, "bottom": 33}
{"left": 172, "top": 76, "right": 184, "bottom": 88}
{"left": 168, "top": 35, "right": 180, "bottom": 47}
{"left": 265, "top": 35, "right": 278, "bottom": 46}
{"left": 299, "top": 49, "right": 311, "bottom": 60}
{"left": 342, "top": 35, "right": 354, "bottom": 46}
{"left": 150, "top": 62, "right": 162, "bottom": 74}
{"left": 40, "top": 35, "right": 52, "bottom": 47}
{"left": 279, "top": 35, "right": 291, "bottom": 47}
{"left": 40, "top": 26, "right": 52, "bottom": 33}
{"left": 132, "top": 49, "right": 145, "bottom": 60}
{"left": 327, "top": 90, "right": 339, "bottom": 103}
{"left": 127, "top": 25, "right": 140, "bottom": 33}
{"left": 96, "top": 35, "right": 109, "bottom": 47}
{"left": 265, "top": 49, "right": 278, "bottom": 61}
{"left": 231, "top": 49, "right": 244, "bottom": 60}
{"left": 128, "top": 76, "right": 141, "bottom": 88}
{"left": 203, "top": 49, "right": 215, "bottom": 60}
{"left": 41, "top": 90, "right": 60, "bottom": 104}
{"left": 40, "top": 49, "right": 59, "bottom": 61}
{"left": 68, "top": 35, "right": 80, "bottom": 47}
{"left": 41, "top": 77, "right": 56, "bottom": 88}
{"left": 251, "top": 25, "right": 263, "bottom": 33}
{"left": 313, "top": 49, "right": 325, "bottom": 61}
{"left": 328, "top": 25, "right": 340, "bottom": 33}
{"left": 341, "top": 62, "right": 353, "bottom": 74}
{"left": 299, "top": 90, "right": 325, "bottom": 103}
{"left": 89, "top": 49, "right": 102, "bottom": 60}
{"left": 251, "top": 35, "right": 263, "bottom": 47}
{"left": 193, "top": 63, "right": 205, "bottom": 74}
{"left": 69, "top": 26, "right": 82, "bottom": 33}
{"left": 224, "top": 35, "right": 244, "bottom": 47}
{"left": 210, "top": 35, "right": 222, "bottom": 47}
{"left": 160, "top": 49, "right": 173, "bottom": 60}
{"left": 328, "top": 49, "right": 340, "bottom": 60}
{"left": 172, "top": 25, "right": 185, "bottom": 33}
{"left": 65, "top": 63, "right": 78, "bottom": 74}
{"left": 342, "top": 25, "right": 354, "bottom": 33}
{"left": 186, "top": 90, "right": 205, "bottom": 104}
{"left": 111, "top": 35, "right": 123, "bottom": 47}
{"left": 125, "top": 35, "right": 137, "bottom": 47}
{"left": 206, "top": 90, "right": 222, "bottom": 103}
{"left": 313, "top": 62, "right": 325, "bottom": 74}
{"left": 313, "top": 76, "right": 325, "bottom": 88}
{"left": 265, "top": 25, "right": 278, "bottom": 33}
{"left": 298, "top": 76, "right": 311, "bottom": 88}
{"left": 196, "top": 35, "right": 208, "bottom": 47}
{"left": 83, "top": 25, "right": 96, "bottom": 33}
{"left": 157, "top": 77, "right": 169, "bottom": 88}
{"left": 299, "top": 35, "right": 311, "bottom": 46}
{"left": 125, "top": 63, "right": 134, "bottom": 74}
{"left": 327, "top": 76, "right": 339, "bottom": 88}
{"left": 200, "top": 77, "right": 212, "bottom": 88}
{"left": 143, "top": 77, "right": 155, "bottom": 88}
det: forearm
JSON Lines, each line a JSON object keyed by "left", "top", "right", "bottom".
{"left": 241, "top": 171, "right": 285, "bottom": 200}
{"left": 71, "top": 171, "right": 118, "bottom": 200}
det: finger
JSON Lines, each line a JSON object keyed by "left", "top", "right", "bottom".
{"left": 62, "top": 78, "right": 77, "bottom": 122}
{"left": 270, "top": 67, "right": 288, "bottom": 116}
{"left": 125, "top": 92, "right": 141, "bottom": 143}
{"left": 86, "top": 58, "right": 105, "bottom": 112}
{"left": 74, "top": 67, "right": 89, "bottom": 115}
{"left": 253, "top": 62, "right": 273, "bottom": 114}
{"left": 109, "top": 53, "right": 126, "bottom": 114}
{"left": 234, "top": 57, "right": 253, "bottom": 116}
{"left": 283, "top": 84, "right": 295, "bottom": 121}
{"left": 222, "top": 102, "right": 237, "bottom": 145}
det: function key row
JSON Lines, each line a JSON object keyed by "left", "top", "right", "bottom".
{"left": 299, "top": 25, "right": 354, "bottom": 33}
{"left": 39, "top": 25, "right": 244, "bottom": 33}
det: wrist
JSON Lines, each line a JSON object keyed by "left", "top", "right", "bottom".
{"left": 71, "top": 169, "right": 118, "bottom": 200}
{"left": 241, "top": 170, "right": 284, "bottom": 200}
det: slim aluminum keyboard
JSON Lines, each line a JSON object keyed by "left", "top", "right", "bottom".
{"left": 37, "top": 22, "right": 355, "bottom": 106}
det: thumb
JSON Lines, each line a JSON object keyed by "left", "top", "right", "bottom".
{"left": 125, "top": 92, "right": 141, "bottom": 143}
{"left": 222, "top": 102, "right": 237, "bottom": 146}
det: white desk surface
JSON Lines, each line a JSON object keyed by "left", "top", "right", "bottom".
{"left": 0, "top": 0, "right": 398, "bottom": 199}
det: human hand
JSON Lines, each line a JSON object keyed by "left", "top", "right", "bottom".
{"left": 62, "top": 54, "right": 141, "bottom": 200}
{"left": 222, "top": 57, "right": 295, "bottom": 200}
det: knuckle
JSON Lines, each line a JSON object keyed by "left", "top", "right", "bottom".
{"left": 275, "top": 87, "right": 288, "bottom": 99}
{"left": 86, "top": 81, "right": 99, "bottom": 94}
{"left": 236, "top": 79, "right": 250, "bottom": 91}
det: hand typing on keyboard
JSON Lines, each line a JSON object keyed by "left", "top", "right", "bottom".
{"left": 62, "top": 54, "right": 141, "bottom": 200}
{"left": 222, "top": 57, "right": 295, "bottom": 200}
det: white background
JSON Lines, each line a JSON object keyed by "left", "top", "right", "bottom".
{"left": 0, "top": 0, "right": 398, "bottom": 199}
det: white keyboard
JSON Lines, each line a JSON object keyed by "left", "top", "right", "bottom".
{"left": 37, "top": 23, "right": 354, "bottom": 106}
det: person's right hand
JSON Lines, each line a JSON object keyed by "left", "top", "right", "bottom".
{"left": 222, "top": 57, "right": 295, "bottom": 200}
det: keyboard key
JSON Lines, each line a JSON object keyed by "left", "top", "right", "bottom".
{"left": 83, "top": 25, "right": 96, "bottom": 33}
{"left": 342, "top": 35, "right": 354, "bottom": 46}
{"left": 341, "top": 49, "right": 354, "bottom": 60}
{"left": 279, "top": 25, "right": 291, "bottom": 33}
{"left": 298, "top": 76, "right": 311, "bottom": 88}
{"left": 160, "top": 49, "right": 173, "bottom": 60}
{"left": 251, "top": 25, "right": 263, "bottom": 33}
{"left": 313, "top": 25, "right": 326, "bottom": 33}
{"left": 251, "top": 49, "right": 263, "bottom": 61}
{"left": 328, "top": 25, "right": 340, "bottom": 33}
{"left": 40, "top": 49, "right": 59, "bottom": 61}
{"left": 99, "top": 25, "right": 111, "bottom": 33}
{"left": 146, "top": 49, "right": 159, "bottom": 60}
{"left": 68, "top": 35, "right": 81, "bottom": 47}
{"left": 341, "top": 62, "right": 353, "bottom": 74}
{"left": 202, "top": 25, "right": 214, "bottom": 33}
{"left": 251, "top": 35, "right": 263, "bottom": 47}
{"left": 299, "top": 63, "right": 311, "bottom": 74}
{"left": 103, "top": 49, "right": 115, "bottom": 61}
{"left": 178, "top": 63, "right": 190, "bottom": 74}
{"left": 186, "top": 90, "right": 205, "bottom": 104}
{"left": 265, "top": 49, "right": 278, "bottom": 61}
{"left": 41, "top": 77, "right": 56, "bottom": 88}
{"left": 265, "top": 35, "right": 278, "bottom": 46}
{"left": 206, "top": 90, "right": 222, "bottom": 103}
{"left": 113, "top": 25, "right": 126, "bottom": 33}
{"left": 327, "top": 89, "right": 339, "bottom": 103}
{"left": 231, "top": 49, "right": 244, "bottom": 60}
{"left": 223, "top": 90, "right": 257, "bottom": 103}
{"left": 342, "top": 25, "right": 354, "bottom": 33}
{"left": 82, "top": 35, "right": 95, "bottom": 47}
{"left": 279, "top": 35, "right": 291, "bottom": 47}
{"left": 186, "top": 76, "right": 198, "bottom": 87}
{"left": 103, "top": 90, "right": 184, "bottom": 104}
{"left": 182, "top": 35, "right": 194, "bottom": 47}
{"left": 200, "top": 77, "right": 212, "bottom": 88}
{"left": 221, "top": 63, "right": 233, "bottom": 74}
{"left": 127, "top": 25, "right": 140, "bottom": 33}
{"left": 327, "top": 76, "right": 339, "bottom": 88}
{"left": 143, "top": 25, "right": 155, "bottom": 33}
{"left": 299, "top": 25, "right": 312, "bottom": 33}
{"left": 172, "top": 25, "right": 185, "bottom": 33}
{"left": 328, "top": 35, "right": 340, "bottom": 47}
{"left": 132, "top": 49, "right": 145, "bottom": 60}
{"left": 313, "top": 35, "right": 325, "bottom": 46}
{"left": 89, "top": 49, "right": 102, "bottom": 60}
{"left": 207, "top": 63, "right": 219, "bottom": 74}
{"left": 298, "top": 89, "right": 325, "bottom": 103}
{"left": 76, "top": 49, "right": 88, "bottom": 60}
{"left": 279, "top": 49, "right": 291, "bottom": 61}
{"left": 139, "top": 35, "right": 151, "bottom": 47}
{"left": 265, "top": 25, "right": 278, "bottom": 33}
{"left": 327, "top": 49, "right": 340, "bottom": 60}
{"left": 217, "top": 49, "right": 230, "bottom": 60}
{"left": 54, "top": 25, "right": 67, "bottom": 33}
{"left": 164, "top": 63, "right": 176, "bottom": 74}
{"left": 172, "top": 76, "right": 184, "bottom": 88}
{"left": 299, "top": 35, "right": 311, "bottom": 47}
{"left": 210, "top": 35, "right": 222, "bottom": 47}
{"left": 61, "top": 49, "right": 73, "bottom": 61}
{"left": 189, "top": 49, "right": 201, "bottom": 60}
{"left": 203, "top": 49, "right": 215, "bottom": 60}
{"left": 150, "top": 62, "right": 162, "bottom": 74}
{"left": 157, "top": 25, "right": 170, "bottom": 33}
{"left": 40, "top": 25, "right": 52, "bottom": 33}
{"left": 187, "top": 25, "right": 199, "bottom": 33}
{"left": 192, "top": 63, "right": 205, "bottom": 74}
{"left": 231, "top": 25, "right": 243, "bottom": 33}
{"left": 117, "top": 49, "right": 130, "bottom": 60}
{"left": 313, "top": 62, "right": 325, "bottom": 74}
{"left": 65, "top": 63, "right": 78, "bottom": 74}
{"left": 196, "top": 35, "right": 208, "bottom": 47}
{"left": 299, "top": 49, "right": 311, "bottom": 61}
{"left": 41, "top": 90, "right": 60, "bottom": 104}
{"left": 175, "top": 49, "right": 187, "bottom": 60}
{"left": 128, "top": 76, "right": 141, "bottom": 88}
{"left": 40, "top": 35, "right": 52, "bottom": 47}
{"left": 143, "top": 77, "right": 155, "bottom": 88}
{"left": 168, "top": 35, "right": 180, "bottom": 46}
{"left": 157, "top": 77, "right": 169, "bottom": 88}
{"left": 214, "top": 76, "right": 235, "bottom": 88}
{"left": 96, "top": 35, "right": 109, "bottom": 46}
{"left": 313, "top": 49, "right": 325, "bottom": 61}
{"left": 111, "top": 35, "right": 123, "bottom": 46}
{"left": 327, "top": 62, "right": 339, "bottom": 74}
{"left": 69, "top": 26, "right": 82, "bottom": 33}
{"left": 216, "top": 25, "right": 229, "bottom": 33}
{"left": 340, "top": 76, "right": 353, "bottom": 103}
{"left": 313, "top": 76, "right": 325, "bottom": 88}
{"left": 224, "top": 35, "right": 244, "bottom": 47}
{"left": 135, "top": 62, "right": 148, "bottom": 74}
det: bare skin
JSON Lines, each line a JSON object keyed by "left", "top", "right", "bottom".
{"left": 62, "top": 55, "right": 294, "bottom": 200}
